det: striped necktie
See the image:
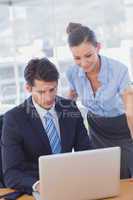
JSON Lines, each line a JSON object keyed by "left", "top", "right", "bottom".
{"left": 44, "top": 112, "right": 61, "bottom": 154}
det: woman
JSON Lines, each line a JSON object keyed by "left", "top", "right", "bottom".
{"left": 66, "top": 22, "right": 133, "bottom": 179}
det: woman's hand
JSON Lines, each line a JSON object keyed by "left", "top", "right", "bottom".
{"left": 67, "top": 89, "right": 78, "bottom": 100}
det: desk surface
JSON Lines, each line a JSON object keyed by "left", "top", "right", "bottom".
{"left": 0, "top": 188, "right": 34, "bottom": 200}
{"left": 0, "top": 179, "right": 133, "bottom": 200}
{"left": 107, "top": 179, "right": 133, "bottom": 200}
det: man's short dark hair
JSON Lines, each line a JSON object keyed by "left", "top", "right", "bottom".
{"left": 24, "top": 57, "right": 59, "bottom": 86}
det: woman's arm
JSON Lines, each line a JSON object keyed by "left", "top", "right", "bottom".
{"left": 122, "top": 86, "right": 133, "bottom": 137}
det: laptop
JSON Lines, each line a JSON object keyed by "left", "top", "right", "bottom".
{"left": 38, "top": 147, "right": 120, "bottom": 200}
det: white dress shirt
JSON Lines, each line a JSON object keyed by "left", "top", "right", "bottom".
{"left": 32, "top": 98, "right": 61, "bottom": 138}
{"left": 32, "top": 98, "right": 61, "bottom": 192}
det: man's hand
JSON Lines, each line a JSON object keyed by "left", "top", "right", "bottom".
{"left": 33, "top": 180, "right": 40, "bottom": 193}
{"left": 36, "top": 181, "right": 40, "bottom": 193}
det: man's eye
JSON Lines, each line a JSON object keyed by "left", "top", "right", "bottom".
{"left": 86, "top": 54, "right": 92, "bottom": 58}
{"left": 50, "top": 88, "right": 55, "bottom": 92}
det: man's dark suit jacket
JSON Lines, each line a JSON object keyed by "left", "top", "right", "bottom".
{"left": 1, "top": 96, "right": 91, "bottom": 193}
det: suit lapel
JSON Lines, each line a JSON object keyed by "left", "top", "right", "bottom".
{"left": 55, "top": 98, "right": 69, "bottom": 152}
{"left": 24, "top": 97, "right": 52, "bottom": 153}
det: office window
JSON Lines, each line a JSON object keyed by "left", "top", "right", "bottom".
{"left": 0, "top": 0, "right": 133, "bottom": 114}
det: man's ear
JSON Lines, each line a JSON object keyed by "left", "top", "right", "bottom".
{"left": 25, "top": 83, "right": 32, "bottom": 93}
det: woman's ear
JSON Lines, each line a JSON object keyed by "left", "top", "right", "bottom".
{"left": 96, "top": 42, "right": 101, "bottom": 52}
{"left": 25, "top": 83, "right": 32, "bottom": 93}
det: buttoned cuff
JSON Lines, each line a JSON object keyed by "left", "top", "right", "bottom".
{"left": 32, "top": 180, "right": 40, "bottom": 192}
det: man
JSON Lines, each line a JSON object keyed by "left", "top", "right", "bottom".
{"left": 1, "top": 58, "right": 91, "bottom": 194}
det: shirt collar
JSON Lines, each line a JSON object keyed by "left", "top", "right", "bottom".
{"left": 78, "top": 67, "right": 86, "bottom": 78}
{"left": 98, "top": 55, "right": 108, "bottom": 84}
